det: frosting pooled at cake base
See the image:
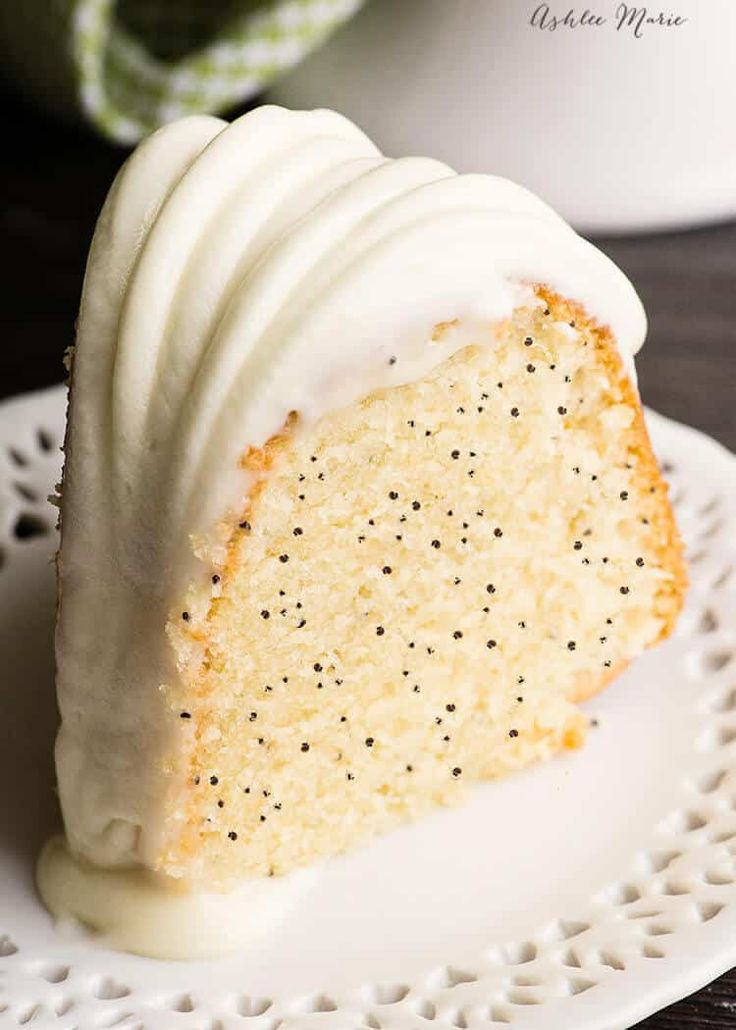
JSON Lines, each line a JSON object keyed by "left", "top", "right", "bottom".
{"left": 43, "top": 105, "right": 647, "bottom": 954}
{"left": 38, "top": 835, "right": 317, "bottom": 959}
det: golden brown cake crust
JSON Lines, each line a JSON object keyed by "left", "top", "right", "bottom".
{"left": 536, "top": 286, "right": 687, "bottom": 633}
{"left": 536, "top": 288, "right": 686, "bottom": 710}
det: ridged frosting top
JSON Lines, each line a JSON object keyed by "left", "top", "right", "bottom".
{"left": 55, "top": 105, "right": 646, "bottom": 874}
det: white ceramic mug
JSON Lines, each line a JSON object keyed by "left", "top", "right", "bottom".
{"left": 271, "top": 0, "right": 736, "bottom": 233}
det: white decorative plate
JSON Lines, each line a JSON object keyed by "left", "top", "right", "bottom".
{"left": 1, "top": 385, "right": 735, "bottom": 1030}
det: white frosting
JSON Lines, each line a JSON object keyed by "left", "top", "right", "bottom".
{"left": 37, "top": 836, "right": 316, "bottom": 959}
{"left": 49, "top": 105, "right": 646, "bottom": 950}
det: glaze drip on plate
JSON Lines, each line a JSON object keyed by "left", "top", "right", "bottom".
{"left": 37, "top": 835, "right": 317, "bottom": 959}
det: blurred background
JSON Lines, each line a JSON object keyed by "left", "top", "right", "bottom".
{"left": 0, "top": 3, "right": 734, "bottom": 1024}
{"left": 1, "top": 0, "right": 734, "bottom": 453}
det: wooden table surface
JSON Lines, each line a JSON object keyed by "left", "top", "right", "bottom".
{"left": 2, "top": 90, "right": 734, "bottom": 1028}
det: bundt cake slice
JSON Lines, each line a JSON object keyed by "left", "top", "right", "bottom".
{"left": 38, "top": 106, "right": 685, "bottom": 957}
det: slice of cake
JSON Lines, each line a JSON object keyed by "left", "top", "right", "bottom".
{"left": 38, "top": 105, "right": 686, "bottom": 958}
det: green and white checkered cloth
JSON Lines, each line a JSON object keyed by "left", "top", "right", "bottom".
{"left": 0, "top": 0, "right": 364, "bottom": 143}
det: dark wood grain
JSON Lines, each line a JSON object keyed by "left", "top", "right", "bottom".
{"left": 600, "top": 224, "right": 736, "bottom": 455}
{"left": 1, "top": 88, "right": 734, "bottom": 1028}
